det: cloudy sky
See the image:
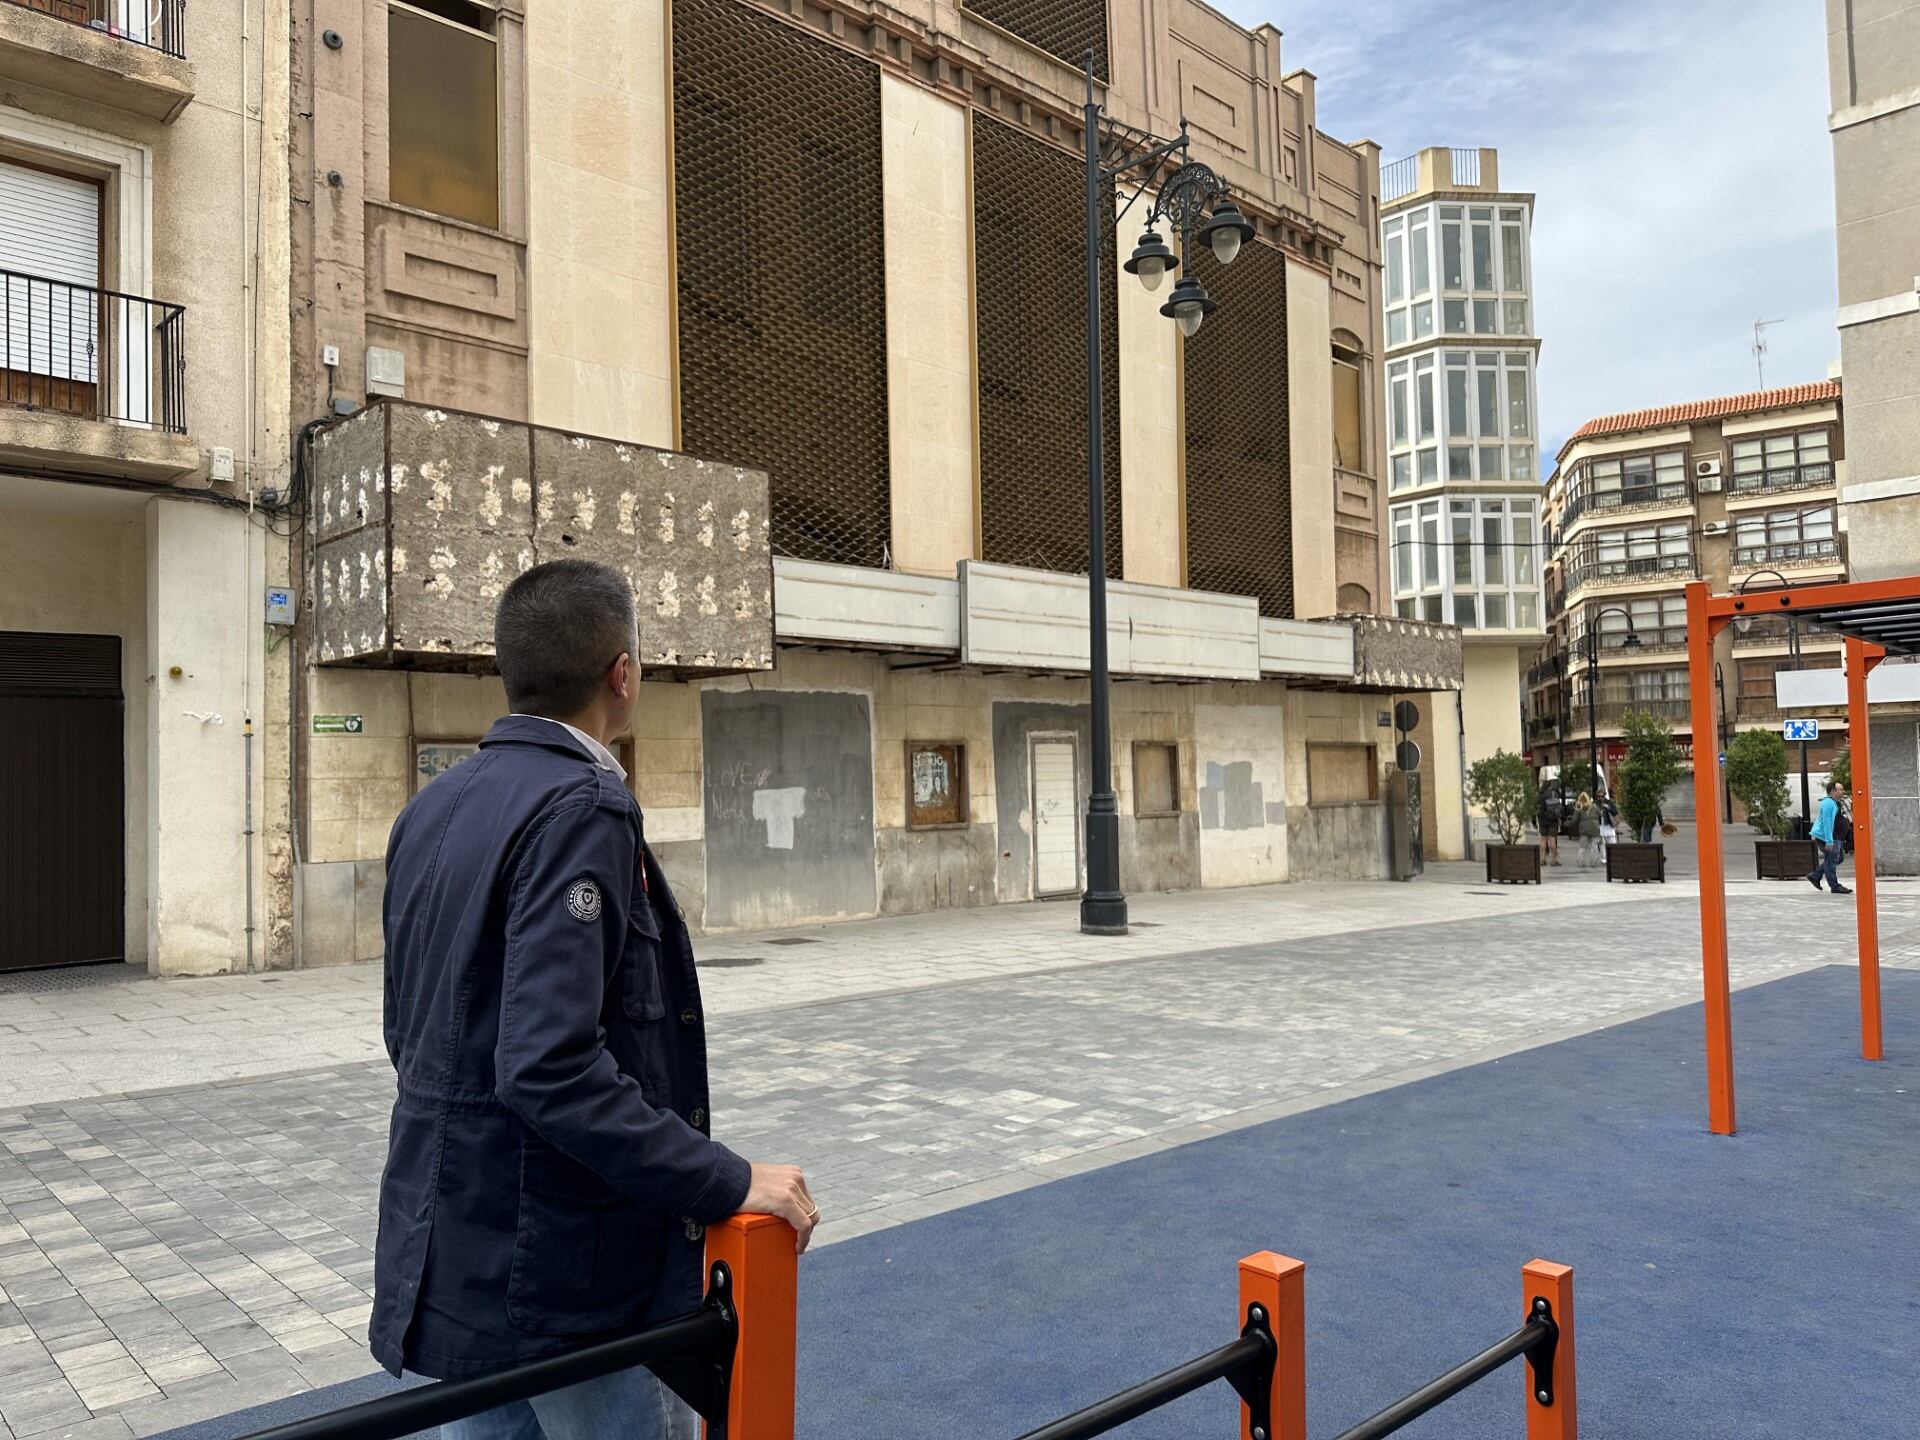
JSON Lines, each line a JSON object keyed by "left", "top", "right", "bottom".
{"left": 1212, "top": 0, "right": 1840, "bottom": 462}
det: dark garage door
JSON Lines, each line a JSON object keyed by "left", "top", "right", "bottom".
{"left": 0, "top": 631, "right": 125, "bottom": 971}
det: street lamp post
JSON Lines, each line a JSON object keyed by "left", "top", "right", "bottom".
{"left": 1584, "top": 605, "right": 1642, "bottom": 803}
{"left": 1078, "top": 53, "right": 1254, "bottom": 936}
{"left": 1736, "top": 569, "right": 1809, "bottom": 828}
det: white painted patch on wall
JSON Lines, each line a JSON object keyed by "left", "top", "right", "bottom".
{"left": 752, "top": 786, "right": 807, "bottom": 848}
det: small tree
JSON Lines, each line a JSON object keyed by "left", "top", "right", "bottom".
{"left": 1467, "top": 749, "right": 1539, "bottom": 846}
{"left": 1725, "top": 728, "right": 1792, "bottom": 839}
{"left": 1618, "top": 709, "right": 1684, "bottom": 842}
{"left": 1830, "top": 746, "right": 1851, "bottom": 794}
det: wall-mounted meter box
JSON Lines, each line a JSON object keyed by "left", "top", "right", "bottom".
{"left": 265, "top": 587, "right": 297, "bottom": 626}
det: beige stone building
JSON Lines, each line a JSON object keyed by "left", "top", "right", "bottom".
{"left": 1379, "top": 146, "right": 1545, "bottom": 858}
{"left": 1531, "top": 382, "right": 1848, "bottom": 815}
{"left": 260, "top": 0, "right": 1462, "bottom": 964}
{"left": 0, "top": 0, "right": 290, "bottom": 974}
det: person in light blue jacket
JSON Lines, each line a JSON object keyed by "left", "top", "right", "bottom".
{"left": 1807, "top": 780, "right": 1852, "bottom": 895}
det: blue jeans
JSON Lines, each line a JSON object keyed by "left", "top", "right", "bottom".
{"left": 434, "top": 1365, "right": 696, "bottom": 1440}
{"left": 1810, "top": 842, "right": 1846, "bottom": 889}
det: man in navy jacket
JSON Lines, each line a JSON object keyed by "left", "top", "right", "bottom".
{"left": 372, "top": 558, "right": 817, "bottom": 1439}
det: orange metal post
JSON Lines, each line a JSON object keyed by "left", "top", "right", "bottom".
{"left": 1846, "top": 638, "right": 1884, "bottom": 1061}
{"left": 1522, "top": 1260, "right": 1576, "bottom": 1440}
{"left": 1684, "top": 582, "right": 1736, "bottom": 1134}
{"left": 705, "top": 1214, "right": 798, "bottom": 1440}
{"left": 1238, "top": 1251, "right": 1307, "bottom": 1440}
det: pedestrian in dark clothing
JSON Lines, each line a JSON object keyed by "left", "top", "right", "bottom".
{"left": 373, "top": 559, "right": 818, "bottom": 1439}
{"left": 1807, "top": 780, "right": 1853, "bottom": 895}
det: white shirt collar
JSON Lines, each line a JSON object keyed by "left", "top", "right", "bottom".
{"left": 519, "top": 714, "right": 627, "bottom": 781}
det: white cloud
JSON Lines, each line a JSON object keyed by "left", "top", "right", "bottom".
{"left": 1211, "top": 0, "right": 1839, "bottom": 458}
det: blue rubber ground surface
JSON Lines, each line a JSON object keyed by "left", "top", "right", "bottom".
{"left": 161, "top": 965, "right": 1919, "bottom": 1439}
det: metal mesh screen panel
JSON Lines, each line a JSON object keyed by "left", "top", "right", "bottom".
{"left": 1184, "top": 239, "right": 1292, "bottom": 617}
{"left": 974, "top": 119, "right": 1122, "bottom": 579}
{"left": 672, "top": 0, "right": 890, "bottom": 568}
{"left": 965, "top": 0, "right": 1108, "bottom": 79}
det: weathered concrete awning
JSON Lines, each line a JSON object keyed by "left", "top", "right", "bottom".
{"left": 1336, "top": 613, "right": 1465, "bottom": 692}
{"left": 310, "top": 400, "right": 773, "bottom": 676}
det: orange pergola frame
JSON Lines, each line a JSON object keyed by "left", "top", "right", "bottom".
{"left": 1685, "top": 575, "right": 1914, "bottom": 1134}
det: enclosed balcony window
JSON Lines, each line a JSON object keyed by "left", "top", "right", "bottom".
{"left": 388, "top": 0, "right": 500, "bottom": 230}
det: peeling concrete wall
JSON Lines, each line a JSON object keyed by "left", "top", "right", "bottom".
{"left": 1284, "top": 687, "right": 1392, "bottom": 881}
{"left": 1193, "top": 694, "right": 1288, "bottom": 888}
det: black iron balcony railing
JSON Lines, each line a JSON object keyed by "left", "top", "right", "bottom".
{"left": 1, "top": 268, "right": 186, "bottom": 434}
{"left": 1569, "top": 697, "right": 1691, "bottom": 730}
{"left": 1728, "top": 461, "right": 1835, "bottom": 497}
{"left": 1560, "top": 478, "right": 1690, "bottom": 530}
{"left": 1731, "top": 537, "right": 1842, "bottom": 570}
{"left": 1564, "top": 550, "right": 1696, "bottom": 595}
{"left": 1, "top": 0, "right": 186, "bottom": 57}
{"left": 1570, "top": 624, "right": 1689, "bottom": 656}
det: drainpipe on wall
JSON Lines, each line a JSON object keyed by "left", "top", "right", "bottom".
{"left": 1457, "top": 690, "right": 1473, "bottom": 860}
{"left": 244, "top": 715, "right": 255, "bottom": 973}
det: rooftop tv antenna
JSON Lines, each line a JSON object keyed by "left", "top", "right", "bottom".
{"left": 1753, "top": 317, "right": 1785, "bottom": 387}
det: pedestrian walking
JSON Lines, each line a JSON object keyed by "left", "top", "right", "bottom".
{"left": 1573, "top": 791, "right": 1602, "bottom": 867}
{"left": 1807, "top": 779, "right": 1854, "bottom": 895}
{"left": 1598, "top": 793, "right": 1619, "bottom": 850}
{"left": 1538, "top": 784, "right": 1562, "bottom": 865}
{"left": 372, "top": 559, "right": 818, "bottom": 1438}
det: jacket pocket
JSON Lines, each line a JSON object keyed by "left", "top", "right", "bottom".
{"left": 505, "top": 1140, "right": 649, "bottom": 1336}
{"left": 622, "top": 901, "right": 667, "bottom": 1022}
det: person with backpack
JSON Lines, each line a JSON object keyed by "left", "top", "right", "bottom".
{"left": 1807, "top": 780, "right": 1853, "bottom": 895}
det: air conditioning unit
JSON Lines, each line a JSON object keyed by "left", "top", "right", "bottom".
{"left": 1700, "top": 520, "right": 1728, "bottom": 536}
{"left": 1694, "top": 455, "right": 1724, "bottom": 492}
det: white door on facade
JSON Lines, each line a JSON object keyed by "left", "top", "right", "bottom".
{"left": 1031, "top": 737, "right": 1080, "bottom": 897}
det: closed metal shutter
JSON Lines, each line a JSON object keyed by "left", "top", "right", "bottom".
{"left": 0, "top": 632, "right": 125, "bottom": 971}
{"left": 672, "top": 0, "right": 892, "bottom": 569}
{"left": 0, "top": 160, "right": 100, "bottom": 287}
{"left": 974, "top": 117, "right": 1122, "bottom": 579}
{"left": 1, "top": 160, "right": 102, "bottom": 403}
{"left": 1183, "top": 240, "right": 1293, "bottom": 617}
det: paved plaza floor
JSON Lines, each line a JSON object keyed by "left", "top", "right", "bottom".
{"left": 1, "top": 848, "right": 1914, "bottom": 1439}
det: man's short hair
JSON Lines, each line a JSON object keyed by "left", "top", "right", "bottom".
{"left": 1829, "top": 780, "right": 1845, "bottom": 795}
{"left": 495, "top": 559, "right": 637, "bottom": 717}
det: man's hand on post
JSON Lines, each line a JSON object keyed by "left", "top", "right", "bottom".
{"left": 743, "top": 1163, "right": 819, "bottom": 1253}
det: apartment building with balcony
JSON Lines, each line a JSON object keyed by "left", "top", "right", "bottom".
{"left": 1380, "top": 146, "right": 1544, "bottom": 854}
{"left": 1532, "top": 381, "right": 1848, "bottom": 808}
{"left": 0, "top": 0, "right": 289, "bottom": 974}
{"left": 275, "top": 0, "right": 1464, "bottom": 964}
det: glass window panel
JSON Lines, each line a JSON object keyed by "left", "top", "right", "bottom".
{"left": 1507, "top": 365, "right": 1531, "bottom": 437}
{"left": 1332, "top": 358, "right": 1364, "bottom": 470}
{"left": 1471, "top": 223, "right": 1494, "bottom": 289}
{"left": 1391, "top": 454, "right": 1412, "bottom": 491}
{"left": 1389, "top": 375, "right": 1408, "bottom": 446}
{"left": 1454, "top": 593, "right": 1478, "bottom": 628}
{"left": 1425, "top": 595, "right": 1445, "bottom": 622}
{"left": 1421, "top": 511, "right": 1441, "bottom": 587}
{"left": 1474, "top": 299, "right": 1497, "bottom": 333}
{"left": 1413, "top": 301, "right": 1434, "bottom": 338}
{"left": 1483, "top": 513, "right": 1505, "bottom": 583}
{"left": 1387, "top": 309, "right": 1409, "bottom": 346}
{"left": 1385, "top": 233, "right": 1406, "bottom": 304}
{"left": 1598, "top": 532, "right": 1627, "bottom": 562}
{"left": 1453, "top": 511, "right": 1475, "bottom": 584}
{"left": 1655, "top": 451, "right": 1684, "bottom": 481}
{"left": 1769, "top": 511, "right": 1798, "bottom": 542}
{"left": 1409, "top": 221, "right": 1431, "bottom": 295}
{"left": 1477, "top": 368, "right": 1500, "bottom": 436}
{"left": 1418, "top": 447, "right": 1439, "bottom": 483}
{"left": 1442, "top": 222, "right": 1464, "bottom": 289}
{"left": 1446, "top": 368, "right": 1469, "bottom": 438}
{"left": 389, "top": 7, "right": 501, "bottom": 230}
{"left": 1470, "top": 206, "right": 1493, "bottom": 221}
{"left": 1800, "top": 431, "right": 1830, "bottom": 461}
{"left": 1501, "top": 223, "right": 1524, "bottom": 290}
{"left": 1444, "top": 298, "right": 1467, "bottom": 332}
{"left": 1732, "top": 439, "right": 1763, "bottom": 471}
{"left": 1504, "top": 299, "right": 1527, "bottom": 334}
{"left": 1484, "top": 593, "right": 1507, "bottom": 628}
{"left": 1764, "top": 434, "right": 1794, "bottom": 459}
{"left": 1509, "top": 443, "right": 1535, "bottom": 482}
{"left": 1734, "top": 515, "right": 1766, "bottom": 547}
{"left": 1806, "top": 506, "right": 1835, "bottom": 540}
{"left": 1514, "top": 512, "right": 1536, "bottom": 583}
{"left": 1416, "top": 362, "right": 1436, "bottom": 439}
{"left": 1479, "top": 444, "right": 1503, "bottom": 481}
{"left": 1515, "top": 592, "right": 1538, "bottom": 628}
{"left": 1448, "top": 444, "right": 1472, "bottom": 479}
{"left": 1393, "top": 513, "right": 1414, "bottom": 592}
{"left": 1398, "top": 598, "right": 1417, "bottom": 618}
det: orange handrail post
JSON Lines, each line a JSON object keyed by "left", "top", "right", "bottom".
{"left": 1846, "top": 637, "right": 1884, "bottom": 1061}
{"left": 705, "top": 1214, "right": 798, "bottom": 1440}
{"left": 1522, "top": 1260, "right": 1575, "bottom": 1440}
{"left": 1684, "top": 581, "right": 1736, "bottom": 1134}
{"left": 1238, "top": 1252, "right": 1307, "bottom": 1440}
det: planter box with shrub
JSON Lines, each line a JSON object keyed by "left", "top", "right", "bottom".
{"left": 1755, "top": 838, "right": 1820, "bottom": 880}
{"left": 1485, "top": 842, "right": 1543, "bottom": 884}
{"left": 1606, "top": 841, "right": 1666, "bottom": 883}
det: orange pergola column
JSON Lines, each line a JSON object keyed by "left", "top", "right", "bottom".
{"left": 1239, "top": 1251, "right": 1308, "bottom": 1440}
{"left": 706, "top": 1214, "right": 798, "bottom": 1440}
{"left": 1846, "top": 637, "right": 1884, "bottom": 1061}
{"left": 1684, "top": 582, "right": 1736, "bottom": 1134}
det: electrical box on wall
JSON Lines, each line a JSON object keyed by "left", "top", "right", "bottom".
{"left": 207, "top": 447, "right": 235, "bottom": 484}
{"left": 365, "top": 346, "right": 406, "bottom": 398}
{"left": 265, "top": 587, "right": 297, "bottom": 626}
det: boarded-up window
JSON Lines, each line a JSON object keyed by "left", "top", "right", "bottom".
{"left": 389, "top": 2, "right": 500, "bottom": 230}
{"left": 1307, "top": 743, "right": 1378, "bottom": 804}
{"left": 906, "top": 741, "right": 967, "bottom": 829}
{"left": 1333, "top": 353, "right": 1364, "bottom": 470}
{"left": 1132, "top": 742, "right": 1179, "bottom": 816}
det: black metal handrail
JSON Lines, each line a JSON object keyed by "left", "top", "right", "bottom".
{"left": 1013, "top": 1304, "right": 1277, "bottom": 1440}
{"left": 1, "top": 0, "right": 187, "bottom": 58}
{"left": 1329, "top": 1300, "right": 1558, "bottom": 1440}
{"left": 1729, "top": 461, "right": 1834, "bottom": 495}
{"left": 1565, "top": 551, "right": 1695, "bottom": 593}
{"left": 1732, "top": 538, "right": 1841, "bottom": 569}
{"left": 1, "top": 267, "right": 186, "bottom": 433}
{"left": 233, "top": 1263, "right": 741, "bottom": 1440}
{"left": 1561, "top": 478, "right": 1690, "bottom": 529}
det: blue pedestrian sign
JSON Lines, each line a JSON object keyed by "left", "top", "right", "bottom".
{"left": 1783, "top": 718, "right": 1820, "bottom": 742}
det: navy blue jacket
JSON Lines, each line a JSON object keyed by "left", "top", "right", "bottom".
{"left": 370, "top": 714, "right": 751, "bottom": 1379}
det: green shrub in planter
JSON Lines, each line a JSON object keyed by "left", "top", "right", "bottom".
{"left": 1467, "top": 749, "right": 1538, "bottom": 846}
{"left": 1725, "top": 729, "right": 1792, "bottom": 839}
{"left": 1619, "top": 710, "right": 1683, "bottom": 842}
